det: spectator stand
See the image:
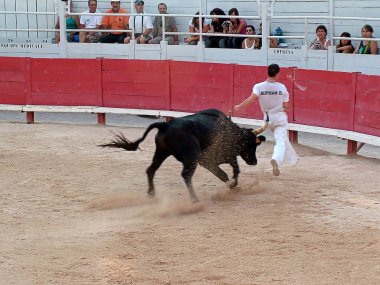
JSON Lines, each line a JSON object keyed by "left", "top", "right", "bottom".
{"left": 0, "top": 2, "right": 380, "bottom": 74}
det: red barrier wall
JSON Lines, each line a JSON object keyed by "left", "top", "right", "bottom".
{"left": 0, "top": 57, "right": 28, "bottom": 104}
{"left": 169, "top": 61, "right": 233, "bottom": 113}
{"left": 293, "top": 69, "right": 357, "bottom": 131}
{"left": 354, "top": 74, "right": 380, "bottom": 137}
{"left": 0, "top": 58, "right": 379, "bottom": 139}
{"left": 232, "top": 65, "right": 295, "bottom": 122}
{"left": 102, "top": 59, "right": 170, "bottom": 110}
{"left": 29, "top": 58, "right": 102, "bottom": 106}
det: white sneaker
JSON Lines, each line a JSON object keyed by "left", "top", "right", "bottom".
{"left": 271, "top": 159, "right": 280, "bottom": 176}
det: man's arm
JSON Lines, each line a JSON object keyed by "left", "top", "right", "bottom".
{"left": 233, "top": 92, "right": 259, "bottom": 112}
{"left": 173, "top": 27, "right": 179, "bottom": 45}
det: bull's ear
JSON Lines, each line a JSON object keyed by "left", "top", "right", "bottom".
{"left": 256, "top": 135, "right": 266, "bottom": 145}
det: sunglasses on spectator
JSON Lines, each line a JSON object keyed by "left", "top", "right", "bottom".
{"left": 137, "top": 3, "right": 144, "bottom": 5}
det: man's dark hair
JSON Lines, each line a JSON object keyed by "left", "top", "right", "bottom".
{"left": 158, "top": 3, "right": 167, "bottom": 9}
{"left": 267, "top": 64, "right": 280, "bottom": 77}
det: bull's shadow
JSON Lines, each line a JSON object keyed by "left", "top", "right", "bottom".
{"left": 100, "top": 109, "right": 266, "bottom": 203}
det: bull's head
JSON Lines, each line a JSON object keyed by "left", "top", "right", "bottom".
{"left": 240, "top": 111, "right": 268, "bottom": 165}
{"left": 240, "top": 131, "right": 266, "bottom": 165}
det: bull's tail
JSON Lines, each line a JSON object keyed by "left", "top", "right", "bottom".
{"left": 100, "top": 122, "right": 168, "bottom": 151}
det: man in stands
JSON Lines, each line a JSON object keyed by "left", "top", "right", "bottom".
{"left": 148, "top": 3, "right": 178, "bottom": 45}
{"left": 79, "top": 0, "right": 102, "bottom": 43}
{"left": 100, "top": 0, "right": 129, "bottom": 43}
{"left": 124, "top": 0, "right": 153, "bottom": 44}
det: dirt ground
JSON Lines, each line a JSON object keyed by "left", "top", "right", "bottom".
{"left": 0, "top": 121, "right": 379, "bottom": 285}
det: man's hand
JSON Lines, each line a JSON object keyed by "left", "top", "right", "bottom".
{"left": 233, "top": 104, "right": 241, "bottom": 113}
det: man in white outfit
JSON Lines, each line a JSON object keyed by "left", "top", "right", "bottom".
{"left": 233, "top": 63, "right": 298, "bottom": 176}
{"left": 79, "top": 0, "right": 103, "bottom": 43}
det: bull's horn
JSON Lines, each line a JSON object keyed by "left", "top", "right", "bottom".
{"left": 252, "top": 111, "right": 269, "bottom": 135}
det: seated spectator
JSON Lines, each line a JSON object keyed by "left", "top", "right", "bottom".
{"left": 79, "top": 0, "right": 102, "bottom": 43}
{"left": 55, "top": 0, "right": 80, "bottom": 43}
{"left": 242, "top": 25, "right": 257, "bottom": 49}
{"left": 310, "top": 25, "right": 331, "bottom": 50}
{"left": 219, "top": 8, "right": 247, "bottom": 49}
{"left": 354, "top": 24, "right": 378, "bottom": 54}
{"left": 148, "top": 3, "right": 178, "bottom": 45}
{"left": 100, "top": 0, "right": 129, "bottom": 44}
{"left": 255, "top": 23, "right": 279, "bottom": 49}
{"left": 335, "top": 32, "right": 354, "bottom": 53}
{"left": 205, "top": 8, "right": 228, "bottom": 48}
{"left": 124, "top": 0, "right": 153, "bottom": 44}
{"left": 187, "top": 12, "right": 211, "bottom": 45}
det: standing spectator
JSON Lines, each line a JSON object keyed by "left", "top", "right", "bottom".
{"left": 354, "top": 24, "right": 378, "bottom": 54}
{"left": 310, "top": 25, "right": 331, "bottom": 50}
{"left": 187, "top": 12, "right": 210, "bottom": 45}
{"left": 124, "top": 0, "right": 153, "bottom": 44}
{"left": 335, "top": 32, "right": 354, "bottom": 53}
{"left": 100, "top": 0, "right": 129, "bottom": 43}
{"left": 205, "top": 8, "right": 228, "bottom": 48}
{"left": 242, "top": 25, "right": 257, "bottom": 49}
{"left": 255, "top": 23, "right": 279, "bottom": 49}
{"left": 148, "top": 3, "right": 178, "bottom": 45}
{"left": 233, "top": 64, "right": 299, "bottom": 176}
{"left": 220, "top": 8, "right": 247, "bottom": 49}
{"left": 79, "top": 0, "right": 102, "bottom": 43}
{"left": 55, "top": 0, "right": 80, "bottom": 43}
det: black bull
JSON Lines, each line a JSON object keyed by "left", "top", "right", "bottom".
{"left": 101, "top": 109, "right": 266, "bottom": 203}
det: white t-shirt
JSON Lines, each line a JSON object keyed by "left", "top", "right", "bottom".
{"left": 188, "top": 18, "right": 211, "bottom": 32}
{"left": 80, "top": 10, "right": 102, "bottom": 29}
{"left": 129, "top": 13, "right": 153, "bottom": 34}
{"left": 253, "top": 80, "right": 289, "bottom": 114}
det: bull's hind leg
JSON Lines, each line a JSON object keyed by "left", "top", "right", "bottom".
{"left": 181, "top": 161, "right": 199, "bottom": 203}
{"left": 146, "top": 150, "right": 170, "bottom": 197}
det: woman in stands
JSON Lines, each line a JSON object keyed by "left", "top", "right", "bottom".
{"left": 335, "top": 32, "right": 354, "bottom": 53}
{"left": 55, "top": 0, "right": 80, "bottom": 43}
{"left": 241, "top": 25, "right": 257, "bottom": 49}
{"left": 187, "top": 12, "right": 211, "bottom": 45}
{"left": 310, "top": 25, "right": 331, "bottom": 50}
{"left": 354, "top": 24, "right": 378, "bottom": 54}
{"left": 220, "top": 8, "right": 247, "bottom": 49}
{"left": 205, "top": 8, "right": 228, "bottom": 48}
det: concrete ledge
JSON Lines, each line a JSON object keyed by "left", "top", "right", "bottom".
{"left": 1, "top": 104, "right": 379, "bottom": 148}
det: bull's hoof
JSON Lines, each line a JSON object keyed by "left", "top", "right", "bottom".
{"left": 191, "top": 197, "right": 200, "bottom": 204}
{"left": 227, "top": 178, "right": 237, "bottom": 189}
{"left": 147, "top": 190, "right": 155, "bottom": 197}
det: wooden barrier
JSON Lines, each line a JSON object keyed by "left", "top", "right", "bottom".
{"left": 0, "top": 58, "right": 379, "bottom": 155}
{"left": 292, "top": 69, "right": 357, "bottom": 131}
{"left": 29, "top": 58, "right": 103, "bottom": 106}
{"left": 102, "top": 59, "right": 170, "bottom": 110}
{"left": 354, "top": 74, "right": 380, "bottom": 137}
{"left": 169, "top": 61, "right": 234, "bottom": 113}
{"left": 0, "top": 57, "right": 28, "bottom": 105}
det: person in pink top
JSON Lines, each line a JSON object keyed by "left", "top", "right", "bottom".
{"left": 220, "top": 8, "right": 247, "bottom": 48}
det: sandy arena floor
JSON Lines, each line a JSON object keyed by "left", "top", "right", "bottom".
{"left": 0, "top": 121, "right": 379, "bottom": 285}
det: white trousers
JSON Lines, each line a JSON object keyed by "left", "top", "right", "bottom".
{"left": 267, "top": 112, "right": 299, "bottom": 166}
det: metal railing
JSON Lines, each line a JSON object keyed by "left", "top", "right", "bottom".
{"left": 1, "top": 1, "right": 379, "bottom": 50}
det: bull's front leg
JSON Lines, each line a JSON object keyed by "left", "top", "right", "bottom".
{"left": 199, "top": 161, "right": 229, "bottom": 183}
{"left": 227, "top": 158, "right": 240, "bottom": 189}
{"left": 181, "top": 161, "right": 199, "bottom": 203}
